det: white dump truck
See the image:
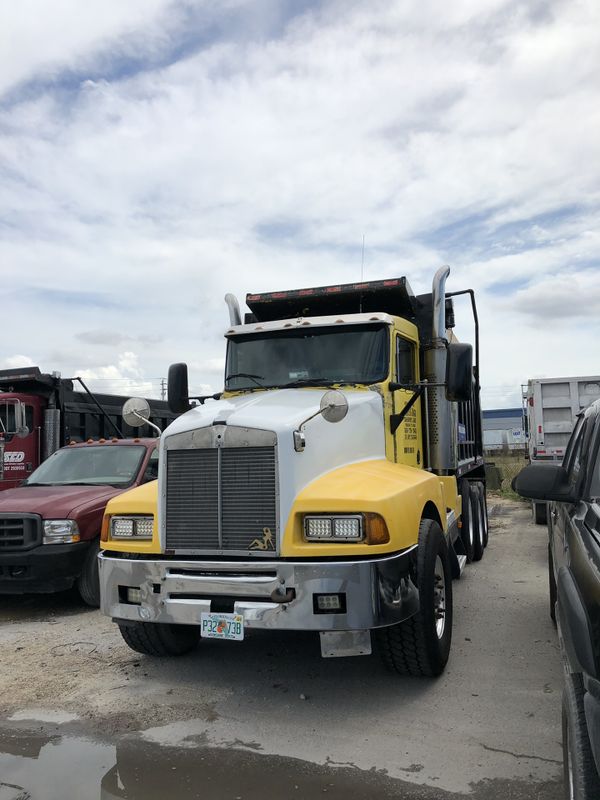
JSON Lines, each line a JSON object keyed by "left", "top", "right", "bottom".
{"left": 524, "top": 375, "right": 600, "bottom": 523}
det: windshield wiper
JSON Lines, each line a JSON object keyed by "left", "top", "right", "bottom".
{"left": 225, "top": 372, "right": 266, "bottom": 388}
{"left": 275, "top": 378, "right": 340, "bottom": 389}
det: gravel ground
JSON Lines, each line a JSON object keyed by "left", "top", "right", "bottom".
{"left": 0, "top": 495, "right": 565, "bottom": 799}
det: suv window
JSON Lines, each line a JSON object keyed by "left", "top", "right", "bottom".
{"left": 142, "top": 449, "right": 159, "bottom": 483}
{"left": 566, "top": 420, "right": 588, "bottom": 491}
{"left": 589, "top": 421, "right": 600, "bottom": 500}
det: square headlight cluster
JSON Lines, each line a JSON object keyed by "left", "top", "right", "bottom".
{"left": 110, "top": 516, "right": 154, "bottom": 540}
{"left": 304, "top": 515, "right": 363, "bottom": 542}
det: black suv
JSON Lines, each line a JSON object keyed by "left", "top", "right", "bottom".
{"left": 515, "top": 399, "right": 600, "bottom": 800}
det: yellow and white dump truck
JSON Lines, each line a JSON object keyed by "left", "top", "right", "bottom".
{"left": 99, "top": 267, "right": 487, "bottom": 676}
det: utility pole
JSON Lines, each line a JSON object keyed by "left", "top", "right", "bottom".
{"left": 160, "top": 378, "right": 166, "bottom": 401}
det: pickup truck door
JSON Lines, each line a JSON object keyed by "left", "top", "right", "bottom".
{"left": 551, "top": 415, "right": 586, "bottom": 574}
{"left": 559, "top": 413, "right": 600, "bottom": 680}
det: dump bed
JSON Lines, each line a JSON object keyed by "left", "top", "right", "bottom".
{"left": 526, "top": 376, "right": 600, "bottom": 460}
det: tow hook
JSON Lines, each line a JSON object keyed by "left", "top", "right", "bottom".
{"left": 270, "top": 587, "right": 295, "bottom": 603}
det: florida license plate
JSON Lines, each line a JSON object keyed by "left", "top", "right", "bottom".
{"left": 200, "top": 612, "right": 244, "bottom": 641}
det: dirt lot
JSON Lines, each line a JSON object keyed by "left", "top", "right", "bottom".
{"left": 0, "top": 497, "right": 564, "bottom": 799}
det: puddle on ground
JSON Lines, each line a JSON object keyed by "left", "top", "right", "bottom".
{"left": 8, "top": 710, "right": 79, "bottom": 724}
{"left": 0, "top": 727, "right": 562, "bottom": 800}
{"left": 0, "top": 728, "right": 411, "bottom": 800}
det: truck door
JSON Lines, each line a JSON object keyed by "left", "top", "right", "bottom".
{"left": 391, "top": 333, "right": 422, "bottom": 468}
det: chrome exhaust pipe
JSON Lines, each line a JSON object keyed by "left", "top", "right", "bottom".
{"left": 425, "top": 265, "right": 454, "bottom": 473}
{"left": 224, "top": 293, "right": 242, "bottom": 326}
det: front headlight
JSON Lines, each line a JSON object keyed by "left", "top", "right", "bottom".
{"left": 303, "top": 513, "right": 390, "bottom": 544}
{"left": 304, "top": 515, "right": 364, "bottom": 542}
{"left": 43, "top": 520, "right": 80, "bottom": 545}
{"left": 110, "top": 516, "right": 154, "bottom": 540}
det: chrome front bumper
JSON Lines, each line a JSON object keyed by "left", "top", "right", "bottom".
{"left": 99, "top": 548, "right": 418, "bottom": 633}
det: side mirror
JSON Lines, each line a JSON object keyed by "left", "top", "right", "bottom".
{"left": 14, "top": 401, "right": 30, "bottom": 438}
{"left": 445, "top": 343, "right": 472, "bottom": 402}
{"left": 123, "top": 397, "right": 151, "bottom": 427}
{"left": 513, "top": 463, "right": 578, "bottom": 503}
{"left": 293, "top": 390, "right": 349, "bottom": 452}
{"left": 168, "top": 363, "right": 192, "bottom": 414}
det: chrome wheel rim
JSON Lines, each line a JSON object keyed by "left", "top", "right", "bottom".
{"left": 478, "top": 496, "right": 485, "bottom": 548}
{"left": 467, "top": 497, "right": 474, "bottom": 548}
{"left": 433, "top": 555, "right": 446, "bottom": 639}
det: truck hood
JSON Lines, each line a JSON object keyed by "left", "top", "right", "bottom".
{"left": 163, "top": 387, "right": 386, "bottom": 440}
{"left": 159, "top": 388, "right": 387, "bottom": 547}
{"left": 0, "top": 485, "right": 122, "bottom": 519}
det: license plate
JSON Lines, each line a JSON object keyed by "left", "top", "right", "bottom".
{"left": 200, "top": 612, "right": 244, "bottom": 641}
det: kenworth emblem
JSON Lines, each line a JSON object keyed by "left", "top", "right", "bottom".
{"left": 249, "top": 527, "right": 275, "bottom": 551}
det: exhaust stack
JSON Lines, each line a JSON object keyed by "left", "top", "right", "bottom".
{"left": 424, "top": 266, "right": 455, "bottom": 473}
{"left": 225, "top": 294, "right": 242, "bottom": 326}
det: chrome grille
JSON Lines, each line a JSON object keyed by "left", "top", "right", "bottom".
{"left": 166, "top": 441, "right": 277, "bottom": 554}
{"left": 0, "top": 514, "right": 41, "bottom": 550}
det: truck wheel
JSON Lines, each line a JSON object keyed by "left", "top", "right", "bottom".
{"left": 77, "top": 539, "right": 100, "bottom": 607}
{"left": 472, "top": 484, "right": 485, "bottom": 563}
{"left": 118, "top": 621, "right": 200, "bottom": 656}
{"left": 377, "top": 519, "right": 453, "bottom": 677}
{"left": 562, "top": 673, "right": 600, "bottom": 800}
{"left": 534, "top": 501, "right": 548, "bottom": 525}
{"left": 459, "top": 479, "right": 475, "bottom": 563}
{"left": 548, "top": 543, "right": 557, "bottom": 625}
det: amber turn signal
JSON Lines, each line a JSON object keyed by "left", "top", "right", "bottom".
{"left": 364, "top": 513, "right": 390, "bottom": 545}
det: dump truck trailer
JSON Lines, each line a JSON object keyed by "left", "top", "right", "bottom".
{"left": 524, "top": 376, "right": 600, "bottom": 523}
{"left": 100, "top": 266, "right": 487, "bottom": 676}
{"left": 0, "top": 367, "right": 177, "bottom": 491}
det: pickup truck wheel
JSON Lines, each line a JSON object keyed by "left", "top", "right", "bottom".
{"left": 562, "top": 673, "right": 600, "bottom": 800}
{"left": 118, "top": 621, "right": 200, "bottom": 656}
{"left": 548, "top": 543, "right": 557, "bottom": 625}
{"left": 77, "top": 539, "right": 100, "bottom": 607}
{"left": 459, "top": 479, "right": 475, "bottom": 563}
{"left": 534, "top": 501, "right": 548, "bottom": 525}
{"left": 377, "top": 519, "right": 453, "bottom": 677}
{"left": 472, "top": 484, "right": 485, "bottom": 562}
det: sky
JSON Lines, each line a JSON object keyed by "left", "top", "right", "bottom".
{"left": 1, "top": 0, "right": 599, "bottom": 409}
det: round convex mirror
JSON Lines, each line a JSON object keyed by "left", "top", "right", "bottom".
{"left": 320, "top": 390, "right": 348, "bottom": 424}
{"left": 122, "top": 397, "right": 151, "bottom": 428}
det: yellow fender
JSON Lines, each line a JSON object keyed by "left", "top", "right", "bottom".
{"left": 101, "top": 480, "right": 160, "bottom": 553}
{"left": 282, "top": 459, "right": 447, "bottom": 557}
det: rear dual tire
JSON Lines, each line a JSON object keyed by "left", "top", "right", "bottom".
{"left": 460, "top": 480, "right": 486, "bottom": 563}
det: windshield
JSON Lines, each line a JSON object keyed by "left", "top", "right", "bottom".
{"left": 225, "top": 323, "right": 389, "bottom": 390}
{"left": 25, "top": 445, "right": 147, "bottom": 487}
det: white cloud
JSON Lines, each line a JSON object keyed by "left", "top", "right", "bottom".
{"left": 1, "top": 0, "right": 599, "bottom": 411}
{"left": 1, "top": 355, "right": 36, "bottom": 369}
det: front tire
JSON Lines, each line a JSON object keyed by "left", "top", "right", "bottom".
{"left": 77, "top": 538, "right": 100, "bottom": 607}
{"left": 562, "top": 673, "right": 600, "bottom": 799}
{"left": 534, "top": 501, "right": 548, "bottom": 525}
{"left": 377, "top": 519, "right": 453, "bottom": 677}
{"left": 119, "top": 621, "right": 200, "bottom": 656}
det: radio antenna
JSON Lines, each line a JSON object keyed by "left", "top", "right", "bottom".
{"left": 361, "top": 234, "right": 365, "bottom": 281}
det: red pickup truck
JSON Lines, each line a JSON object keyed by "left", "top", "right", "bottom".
{"left": 0, "top": 437, "right": 158, "bottom": 606}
